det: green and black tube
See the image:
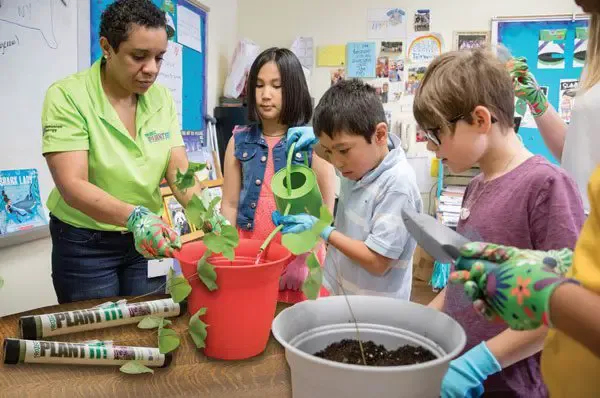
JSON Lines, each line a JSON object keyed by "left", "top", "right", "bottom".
{"left": 19, "top": 299, "right": 187, "bottom": 340}
{"left": 3, "top": 338, "right": 171, "bottom": 367}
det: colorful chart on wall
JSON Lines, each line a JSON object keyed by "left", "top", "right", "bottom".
{"left": 90, "top": 0, "right": 207, "bottom": 132}
{"left": 493, "top": 16, "right": 589, "bottom": 164}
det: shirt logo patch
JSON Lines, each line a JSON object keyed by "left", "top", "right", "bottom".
{"left": 145, "top": 131, "right": 171, "bottom": 143}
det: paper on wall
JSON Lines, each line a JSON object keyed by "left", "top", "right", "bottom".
{"left": 176, "top": 4, "right": 202, "bottom": 52}
{"left": 574, "top": 27, "right": 588, "bottom": 68}
{"left": 156, "top": 41, "right": 183, "bottom": 126}
{"left": 317, "top": 45, "right": 346, "bottom": 66}
{"left": 538, "top": 29, "right": 566, "bottom": 69}
{"left": 367, "top": 8, "right": 407, "bottom": 39}
{"left": 559, "top": 79, "right": 579, "bottom": 124}
{"left": 407, "top": 34, "right": 443, "bottom": 64}
{"left": 291, "top": 37, "right": 314, "bottom": 70}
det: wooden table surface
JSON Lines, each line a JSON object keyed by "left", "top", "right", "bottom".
{"left": 0, "top": 281, "right": 436, "bottom": 398}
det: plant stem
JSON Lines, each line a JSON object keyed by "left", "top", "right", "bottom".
{"left": 324, "top": 266, "right": 367, "bottom": 366}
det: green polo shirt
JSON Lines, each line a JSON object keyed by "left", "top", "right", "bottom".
{"left": 42, "top": 59, "right": 184, "bottom": 231}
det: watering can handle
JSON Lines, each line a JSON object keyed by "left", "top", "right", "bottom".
{"left": 285, "top": 142, "right": 309, "bottom": 195}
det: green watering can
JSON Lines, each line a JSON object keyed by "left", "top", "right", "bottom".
{"left": 271, "top": 142, "right": 323, "bottom": 217}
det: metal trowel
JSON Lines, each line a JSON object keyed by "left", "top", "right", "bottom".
{"left": 401, "top": 208, "right": 470, "bottom": 263}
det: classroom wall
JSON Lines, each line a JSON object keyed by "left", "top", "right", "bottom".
{"left": 237, "top": 0, "right": 580, "bottom": 105}
{"left": 236, "top": 0, "right": 581, "bottom": 210}
{"left": 0, "top": 0, "right": 239, "bottom": 317}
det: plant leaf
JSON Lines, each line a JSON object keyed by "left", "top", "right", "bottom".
{"left": 302, "top": 252, "right": 323, "bottom": 300}
{"left": 220, "top": 224, "right": 240, "bottom": 249}
{"left": 185, "top": 194, "right": 207, "bottom": 227}
{"left": 119, "top": 360, "right": 154, "bottom": 375}
{"left": 203, "top": 225, "right": 239, "bottom": 257}
{"left": 282, "top": 230, "right": 318, "bottom": 255}
{"left": 175, "top": 162, "right": 207, "bottom": 192}
{"left": 137, "top": 316, "right": 171, "bottom": 329}
{"left": 197, "top": 252, "right": 218, "bottom": 291}
{"left": 158, "top": 325, "right": 180, "bottom": 354}
{"left": 188, "top": 308, "right": 209, "bottom": 349}
{"left": 0, "top": 276, "right": 4, "bottom": 289}
{"left": 207, "top": 196, "right": 221, "bottom": 215}
{"left": 167, "top": 270, "right": 192, "bottom": 303}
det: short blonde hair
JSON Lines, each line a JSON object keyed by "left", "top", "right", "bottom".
{"left": 413, "top": 48, "right": 515, "bottom": 132}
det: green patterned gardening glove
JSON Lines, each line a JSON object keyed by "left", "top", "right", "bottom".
{"left": 126, "top": 206, "right": 182, "bottom": 259}
{"left": 506, "top": 57, "right": 549, "bottom": 117}
{"left": 449, "top": 242, "right": 579, "bottom": 330}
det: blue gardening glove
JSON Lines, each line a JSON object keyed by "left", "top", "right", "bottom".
{"left": 286, "top": 126, "right": 318, "bottom": 153}
{"left": 272, "top": 211, "right": 334, "bottom": 241}
{"left": 441, "top": 342, "right": 501, "bottom": 398}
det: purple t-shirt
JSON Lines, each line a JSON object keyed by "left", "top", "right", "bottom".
{"left": 444, "top": 155, "right": 585, "bottom": 397}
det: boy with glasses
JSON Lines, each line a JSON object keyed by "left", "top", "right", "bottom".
{"left": 415, "top": 49, "right": 585, "bottom": 397}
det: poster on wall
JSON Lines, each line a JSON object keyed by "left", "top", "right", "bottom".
{"left": 454, "top": 31, "right": 490, "bottom": 50}
{"left": 574, "top": 27, "right": 588, "bottom": 68}
{"left": 414, "top": 10, "right": 430, "bottom": 32}
{"left": 367, "top": 8, "right": 407, "bottom": 39}
{"left": 0, "top": 169, "right": 47, "bottom": 236}
{"left": 559, "top": 79, "right": 579, "bottom": 124}
{"left": 407, "top": 34, "right": 443, "bottom": 64}
{"left": 347, "top": 42, "right": 377, "bottom": 78}
{"left": 538, "top": 29, "right": 566, "bottom": 69}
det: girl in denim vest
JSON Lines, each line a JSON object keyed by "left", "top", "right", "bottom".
{"left": 221, "top": 47, "right": 335, "bottom": 301}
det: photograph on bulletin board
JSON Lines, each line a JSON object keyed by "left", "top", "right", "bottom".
{"left": 388, "top": 58, "right": 404, "bottom": 83}
{"left": 163, "top": 195, "right": 195, "bottom": 236}
{"left": 454, "top": 31, "right": 490, "bottom": 50}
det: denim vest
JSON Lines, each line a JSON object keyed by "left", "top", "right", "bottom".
{"left": 233, "top": 125, "right": 313, "bottom": 231}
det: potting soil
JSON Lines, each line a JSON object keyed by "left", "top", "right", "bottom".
{"left": 314, "top": 339, "right": 437, "bottom": 366}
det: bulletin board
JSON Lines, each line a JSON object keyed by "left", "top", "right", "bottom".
{"left": 492, "top": 15, "right": 589, "bottom": 164}
{"left": 90, "top": 0, "right": 208, "bottom": 132}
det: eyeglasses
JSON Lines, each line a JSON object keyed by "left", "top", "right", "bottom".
{"left": 421, "top": 114, "right": 498, "bottom": 146}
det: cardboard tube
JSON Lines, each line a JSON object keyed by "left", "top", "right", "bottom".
{"left": 19, "top": 299, "right": 186, "bottom": 340}
{"left": 3, "top": 338, "right": 171, "bottom": 367}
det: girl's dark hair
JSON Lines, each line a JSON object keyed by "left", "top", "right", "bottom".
{"left": 100, "top": 0, "right": 167, "bottom": 52}
{"left": 246, "top": 48, "right": 312, "bottom": 127}
{"left": 313, "top": 79, "right": 386, "bottom": 143}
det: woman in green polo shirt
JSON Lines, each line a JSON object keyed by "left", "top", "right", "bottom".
{"left": 41, "top": 0, "right": 201, "bottom": 303}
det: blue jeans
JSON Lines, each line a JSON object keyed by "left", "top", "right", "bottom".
{"left": 50, "top": 215, "right": 166, "bottom": 304}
